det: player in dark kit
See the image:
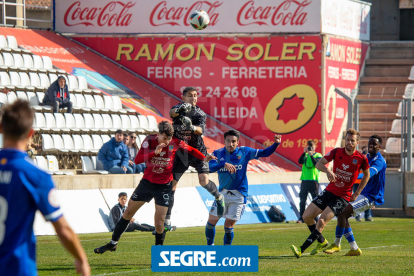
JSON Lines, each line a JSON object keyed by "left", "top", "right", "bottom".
{"left": 291, "top": 128, "right": 370, "bottom": 258}
{"left": 166, "top": 86, "right": 224, "bottom": 229}
{"left": 94, "top": 121, "right": 216, "bottom": 253}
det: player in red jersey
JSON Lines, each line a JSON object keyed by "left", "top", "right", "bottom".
{"left": 291, "top": 128, "right": 370, "bottom": 258}
{"left": 94, "top": 121, "right": 216, "bottom": 253}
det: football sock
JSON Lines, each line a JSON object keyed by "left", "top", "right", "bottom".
{"left": 111, "top": 217, "right": 130, "bottom": 243}
{"left": 165, "top": 190, "right": 175, "bottom": 220}
{"left": 224, "top": 227, "right": 234, "bottom": 245}
{"left": 155, "top": 230, "right": 167, "bottom": 245}
{"left": 344, "top": 227, "right": 358, "bottom": 250}
{"left": 300, "top": 229, "right": 321, "bottom": 253}
{"left": 205, "top": 222, "right": 216, "bottom": 245}
{"left": 202, "top": 180, "right": 220, "bottom": 199}
{"left": 307, "top": 224, "right": 325, "bottom": 243}
{"left": 335, "top": 226, "right": 346, "bottom": 246}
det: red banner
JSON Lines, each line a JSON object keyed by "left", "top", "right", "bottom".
{"left": 324, "top": 37, "right": 368, "bottom": 152}
{"left": 75, "top": 36, "right": 322, "bottom": 163}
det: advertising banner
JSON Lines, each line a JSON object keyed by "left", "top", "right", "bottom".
{"left": 54, "top": 0, "right": 321, "bottom": 34}
{"left": 74, "top": 36, "right": 322, "bottom": 163}
{"left": 321, "top": 0, "right": 371, "bottom": 40}
{"left": 0, "top": 27, "right": 298, "bottom": 170}
{"left": 324, "top": 37, "right": 368, "bottom": 153}
{"left": 196, "top": 184, "right": 298, "bottom": 224}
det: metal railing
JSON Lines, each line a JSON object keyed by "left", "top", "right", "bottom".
{"left": 1, "top": 0, "right": 53, "bottom": 27}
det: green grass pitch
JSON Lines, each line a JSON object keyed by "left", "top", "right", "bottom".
{"left": 37, "top": 218, "right": 414, "bottom": 275}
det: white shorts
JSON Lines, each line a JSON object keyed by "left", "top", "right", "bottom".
{"left": 209, "top": 189, "right": 246, "bottom": 221}
{"left": 351, "top": 194, "right": 375, "bottom": 217}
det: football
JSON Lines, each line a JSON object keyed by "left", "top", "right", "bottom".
{"left": 189, "top": 10, "right": 210, "bottom": 30}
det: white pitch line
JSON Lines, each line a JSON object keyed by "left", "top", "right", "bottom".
{"left": 94, "top": 268, "right": 150, "bottom": 276}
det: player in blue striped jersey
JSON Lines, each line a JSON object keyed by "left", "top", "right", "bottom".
{"left": 324, "top": 135, "right": 386, "bottom": 256}
{"left": 0, "top": 100, "right": 90, "bottom": 276}
{"left": 205, "top": 130, "right": 281, "bottom": 245}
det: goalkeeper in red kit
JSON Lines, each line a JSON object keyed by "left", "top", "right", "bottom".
{"left": 94, "top": 121, "right": 216, "bottom": 253}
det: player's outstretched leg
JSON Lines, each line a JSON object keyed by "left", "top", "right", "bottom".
{"left": 205, "top": 222, "right": 216, "bottom": 245}
{"left": 200, "top": 176, "right": 225, "bottom": 217}
{"left": 154, "top": 203, "right": 169, "bottom": 245}
{"left": 94, "top": 217, "right": 130, "bottom": 254}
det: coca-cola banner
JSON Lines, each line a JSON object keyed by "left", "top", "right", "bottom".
{"left": 74, "top": 35, "right": 322, "bottom": 164}
{"left": 54, "top": 0, "right": 321, "bottom": 34}
{"left": 321, "top": 0, "right": 371, "bottom": 40}
{"left": 324, "top": 37, "right": 369, "bottom": 153}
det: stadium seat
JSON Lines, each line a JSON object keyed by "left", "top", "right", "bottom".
{"left": 39, "top": 73, "right": 50, "bottom": 88}
{"left": 129, "top": 115, "right": 145, "bottom": 133}
{"left": 41, "top": 134, "right": 62, "bottom": 152}
{"left": 68, "top": 75, "right": 82, "bottom": 93}
{"left": 384, "top": 137, "right": 402, "bottom": 153}
{"left": 27, "top": 91, "right": 48, "bottom": 112}
{"left": 91, "top": 135, "right": 103, "bottom": 151}
{"left": 84, "top": 94, "right": 101, "bottom": 112}
{"left": 44, "top": 113, "right": 61, "bottom": 132}
{"left": 83, "top": 114, "right": 99, "bottom": 132}
{"left": 0, "top": 71, "right": 15, "bottom": 90}
{"left": 0, "top": 93, "right": 7, "bottom": 106}
{"left": 49, "top": 73, "right": 58, "bottom": 84}
{"left": 54, "top": 114, "right": 70, "bottom": 133}
{"left": 9, "top": 71, "right": 24, "bottom": 90}
{"left": 6, "top": 36, "right": 22, "bottom": 53}
{"left": 29, "top": 72, "right": 44, "bottom": 90}
{"left": 111, "top": 114, "right": 125, "bottom": 131}
{"left": 81, "top": 156, "right": 108, "bottom": 174}
{"left": 120, "top": 114, "right": 134, "bottom": 132}
{"left": 77, "top": 75, "right": 92, "bottom": 94}
{"left": 2, "top": 52, "right": 17, "bottom": 70}
{"left": 0, "top": 35, "right": 11, "bottom": 52}
{"left": 32, "top": 55, "right": 47, "bottom": 73}
{"left": 103, "top": 95, "right": 117, "bottom": 113}
{"left": 51, "top": 134, "right": 68, "bottom": 153}
{"left": 138, "top": 115, "right": 152, "bottom": 133}
{"left": 12, "top": 53, "right": 26, "bottom": 70}
{"left": 63, "top": 113, "right": 80, "bottom": 132}
{"left": 73, "top": 134, "right": 89, "bottom": 153}
{"left": 42, "top": 56, "right": 57, "bottom": 74}
{"left": 92, "top": 114, "right": 104, "bottom": 131}
{"left": 101, "top": 114, "right": 117, "bottom": 132}
{"left": 82, "top": 134, "right": 98, "bottom": 153}
{"left": 73, "top": 113, "right": 89, "bottom": 132}
{"left": 33, "top": 113, "right": 49, "bottom": 132}
{"left": 18, "top": 72, "right": 35, "bottom": 91}
{"left": 34, "top": 156, "right": 53, "bottom": 175}
{"left": 100, "top": 134, "right": 111, "bottom": 144}
{"left": 409, "top": 66, "right": 414, "bottom": 81}
{"left": 16, "top": 91, "right": 28, "bottom": 101}
{"left": 6, "top": 92, "right": 17, "bottom": 104}
{"left": 91, "top": 156, "right": 106, "bottom": 171}
{"left": 73, "top": 94, "right": 90, "bottom": 112}
{"left": 93, "top": 95, "right": 109, "bottom": 112}
{"left": 22, "top": 54, "right": 36, "bottom": 72}
{"left": 403, "top": 84, "right": 414, "bottom": 99}
{"left": 46, "top": 155, "right": 73, "bottom": 175}
{"left": 147, "top": 115, "right": 159, "bottom": 132}
{"left": 390, "top": 119, "right": 402, "bottom": 134}
{"left": 111, "top": 96, "right": 128, "bottom": 114}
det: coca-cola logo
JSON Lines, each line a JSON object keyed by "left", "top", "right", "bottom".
{"left": 64, "top": 1, "right": 135, "bottom": 27}
{"left": 237, "top": 0, "right": 311, "bottom": 26}
{"left": 149, "top": 1, "right": 222, "bottom": 27}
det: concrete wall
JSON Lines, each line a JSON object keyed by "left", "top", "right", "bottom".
{"left": 404, "top": 172, "right": 414, "bottom": 217}
{"left": 365, "top": 0, "right": 400, "bottom": 40}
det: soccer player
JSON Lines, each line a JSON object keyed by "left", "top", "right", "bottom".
{"left": 167, "top": 86, "right": 224, "bottom": 229}
{"left": 0, "top": 100, "right": 90, "bottom": 275}
{"left": 205, "top": 130, "right": 282, "bottom": 245}
{"left": 94, "top": 121, "right": 215, "bottom": 253}
{"left": 324, "top": 135, "right": 386, "bottom": 256}
{"left": 291, "top": 128, "right": 370, "bottom": 258}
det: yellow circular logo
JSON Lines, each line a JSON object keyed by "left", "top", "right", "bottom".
{"left": 325, "top": 85, "right": 336, "bottom": 134}
{"left": 0, "top": 158, "right": 7, "bottom": 165}
{"left": 264, "top": 84, "right": 319, "bottom": 134}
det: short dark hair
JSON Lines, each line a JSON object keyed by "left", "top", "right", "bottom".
{"left": 115, "top": 129, "right": 123, "bottom": 135}
{"left": 118, "top": 192, "right": 127, "bottom": 198}
{"left": 307, "top": 140, "right": 315, "bottom": 147}
{"left": 369, "top": 134, "right": 382, "bottom": 145}
{"left": 158, "top": 121, "right": 174, "bottom": 137}
{"left": 183, "top": 86, "right": 197, "bottom": 96}
{"left": 224, "top": 129, "right": 240, "bottom": 140}
{"left": 345, "top": 128, "right": 360, "bottom": 141}
{"left": 0, "top": 99, "right": 34, "bottom": 140}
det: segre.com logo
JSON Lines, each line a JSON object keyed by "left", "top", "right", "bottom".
{"left": 151, "top": 245, "right": 258, "bottom": 272}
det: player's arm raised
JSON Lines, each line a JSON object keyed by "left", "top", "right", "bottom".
{"left": 52, "top": 217, "right": 90, "bottom": 276}
{"left": 250, "top": 135, "right": 282, "bottom": 159}
{"left": 170, "top": 103, "right": 192, "bottom": 118}
{"left": 316, "top": 158, "right": 336, "bottom": 183}
{"left": 351, "top": 169, "right": 370, "bottom": 202}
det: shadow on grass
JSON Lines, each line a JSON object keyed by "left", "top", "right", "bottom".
{"left": 39, "top": 263, "right": 151, "bottom": 272}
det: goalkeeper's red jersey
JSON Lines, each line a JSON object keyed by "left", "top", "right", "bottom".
{"left": 134, "top": 135, "right": 205, "bottom": 184}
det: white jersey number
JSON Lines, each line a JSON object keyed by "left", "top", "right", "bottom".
{"left": 0, "top": 196, "right": 8, "bottom": 245}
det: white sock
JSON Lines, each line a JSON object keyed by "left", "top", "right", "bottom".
{"left": 335, "top": 237, "right": 342, "bottom": 246}
{"left": 349, "top": 241, "right": 358, "bottom": 251}
{"left": 110, "top": 240, "right": 118, "bottom": 245}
